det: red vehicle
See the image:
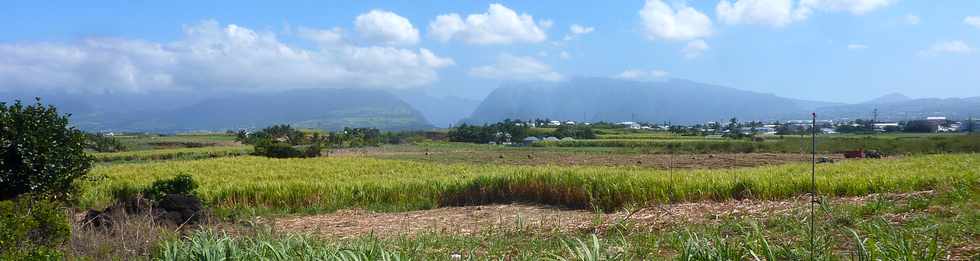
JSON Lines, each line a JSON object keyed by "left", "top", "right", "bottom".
{"left": 844, "top": 149, "right": 865, "bottom": 159}
{"left": 843, "top": 149, "right": 883, "bottom": 159}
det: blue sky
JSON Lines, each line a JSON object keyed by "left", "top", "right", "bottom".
{"left": 2, "top": 1, "right": 978, "bottom": 103}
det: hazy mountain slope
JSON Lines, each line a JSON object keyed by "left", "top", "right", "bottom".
{"left": 463, "top": 78, "right": 815, "bottom": 124}
{"left": 3, "top": 89, "right": 433, "bottom": 132}
{"left": 396, "top": 92, "right": 480, "bottom": 128}
{"left": 815, "top": 96, "right": 980, "bottom": 121}
{"left": 122, "top": 89, "right": 431, "bottom": 132}
{"left": 862, "top": 93, "right": 912, "bottom": 105}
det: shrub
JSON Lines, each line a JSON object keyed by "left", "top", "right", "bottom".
{"left": 143, "top": 174, "right": 198, "bottom": 201}
{"left": 85, "top": 133, "right": 126, "bottom": 152}
{"left": 1, "top": 99, "right": 93, "bottom": 201}
{"left": 554, "top": 124, "right": 597, "bottom": 139}
{"left": 254, "top": 142, "right": 305, "bottom": 158}
{"left": 303, "top": 143, "right": 323, "bottom": 158}
{"left": 0, "top": 197, "right": 70, "bottom": 260}
{"left": 241, "top": 124, "right": 305, "bottom": 145}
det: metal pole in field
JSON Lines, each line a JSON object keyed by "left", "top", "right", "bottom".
{"left": 810, "top": 112, "right": 817, "bottom": 260}
{"left": 668, "top": 145, "right": 674, "bottom": 202}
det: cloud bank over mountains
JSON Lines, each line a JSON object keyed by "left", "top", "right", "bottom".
{"left": 0, "top": 1, "right": 974, "bottom": 102}
{"left": 428, "top": 4, "right": 550, "bottom": 45}
{"left": 0, "top": 20, "right": 453, "bottom": 93}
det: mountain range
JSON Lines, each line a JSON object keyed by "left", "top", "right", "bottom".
{"left": 2, "top": 88, "right": 432, "bottom": 132}
{"left": 3, "top": 77, "right": 978, "bottom": 132}
{"left": 462, "top": 78, "right": 980, "bottom": 124}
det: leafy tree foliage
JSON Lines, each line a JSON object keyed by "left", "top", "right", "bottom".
{"left": 0, "top": 197, "right": 69, "bottom": 260}
{"left": 448, "top": 119, "right": 530, "bottom": 143}
{"left": 253, "top": 140, "right": 307, "bottom": 158}
{"left": 240, "top": 124, "right": 305, "bottom": 145}
{"left": 904, "top": 120, "right": 937, "bottom": 133}
{"left": 722, "top": 118, "right": 748, "bottom": 139}
{"left": 85, "top": 133, "right": 126, "bottom": 152}
{"left": 963, "top": 119, "right": 977, "bottom": 133}
{"left": 143, "top": 174, "right": 198, "bottom": 201}
{"left": 332, "top": 127, "right": 383, "bottom": 147}
{"left": 554, "top": 124, "right": 596, "bottom": 139}
{"left": 1, "top": 99, "right": 92, "bottom": 201}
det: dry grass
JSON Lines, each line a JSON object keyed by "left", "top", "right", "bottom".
{"left": 272, "top": 191, "right": 936, "bottom": 239}
{"left": 64, "top": 209, "right": 180, "bottom": 260}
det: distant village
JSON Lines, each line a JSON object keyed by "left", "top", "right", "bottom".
{"left": 489, "top": 116, "right": 977, "bottom": 142}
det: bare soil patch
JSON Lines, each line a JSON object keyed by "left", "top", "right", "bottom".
{"left": 274, "top": 191, "right": 931, "bottom": 239}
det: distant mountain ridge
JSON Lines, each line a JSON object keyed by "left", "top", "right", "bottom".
{"left": 5, "top": 79, "right": 979, "bottom": 132}
{"left": 463, "top": 78, "right": 817, "bottom": 124}
{"left": 816, "top": 96, "right": 980, "bottom": 121}
{"left": 463, "top": 78, "right": 980, "bottom": 124}
{"left": 2, "top": 88, "right": 433, "bottom": 132}
{"left": 862, "top": 93, "right": 912, "bottom": 105}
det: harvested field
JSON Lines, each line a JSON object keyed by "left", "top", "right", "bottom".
{"left": 274, "top": 191, "right": 934, "bottom": 239}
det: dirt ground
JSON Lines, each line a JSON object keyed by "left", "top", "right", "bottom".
{"left": 274, "top": 191, "right": 932, "bottom": 239}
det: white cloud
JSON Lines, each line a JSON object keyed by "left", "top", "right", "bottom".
{"left": 469, "top": 54, "right": 562, "bottom": 81}
{"left": 563, "top": 24, "right": 595, "bottom": 40}
{"left": 847, "top": 44, "right": 868, "bottom": 50}
{"left": 0, "top": 20, "right": 454, "bottom": 93}
{"left": 639, "top": 0, "right": 713, "bottom": 42}
{"left": 354, "top": 10, "right": 420, "bottom": 46}
{"left": 613, "top": 69, "right": 669, "bottom": 81}
{"left": 428, "top": 4, "right": 549, "bottom": 45}
{"left": 919, "top": 40, "right": 973, "bottom": 56}
{"left": 717, "top": 0, "right": 796, "bottom": 28}
{"left": 570, "top": 24, "right": 594, "bottom": 35}
{"left": 559, "top": 51, "right": 571, "bottom": 60}
{"left": 717, "top": 0, "right": 895, "bottom": 28}
{"left": 538, "top": 19, "right": 554, "bottom": 29}
{"left": 965, "top": 16, "right": 980, "bottom": 29}
{"left": 296, "top": 27, "right": 345, "bottom": 46}
{"left": 682, "top": 40, "right": 710, "bottom": 58}
{"left": 904, "top": 15, "right": 920, "bottom": 25}
{"left": 795, "top": 0, "right": 895, "bottom": 20}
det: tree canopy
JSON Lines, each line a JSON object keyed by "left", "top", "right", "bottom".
{"left": 1, "top": 99, "right": 93, "bottom": 201}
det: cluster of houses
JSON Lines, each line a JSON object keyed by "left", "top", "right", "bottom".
{"left": 489, "top": 115, "right": 974, "bottom": 143}
{"left": 840, "top": 116, "right": 966, "bottom": 133}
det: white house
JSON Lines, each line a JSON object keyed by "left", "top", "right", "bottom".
{"left": 619, "top": 121, "right": 641, "bottom": 129}
{"left": 873, "top": 122, "right": 899, "bottom": 131}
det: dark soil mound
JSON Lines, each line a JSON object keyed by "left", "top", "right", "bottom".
{"left": 157, "top": 194, "right": 203, "bottom": 225}
{"left": 82, "top": 194, "right": 204, "bottom": 228}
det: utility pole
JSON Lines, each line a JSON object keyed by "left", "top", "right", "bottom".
{"left": 809, "top": 112, "right": 817, "bottom": 261}
{"left": 970, "top": 115, "right": 975, "bottom": 134}
{"left": 872, "top": 108, "right": 879, "bottom": 133}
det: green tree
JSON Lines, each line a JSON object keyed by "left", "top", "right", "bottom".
{"left": 85, "top": 133, "right": 126, "bottom": 152}
{"left": 722, "top": 118, "right": 747, "bottom": 139}
{"left": 555, "top": 124, "right": 596, "bottom": 139}
{"left": 1, "top": 99, "right": 93, "bottom": 201}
